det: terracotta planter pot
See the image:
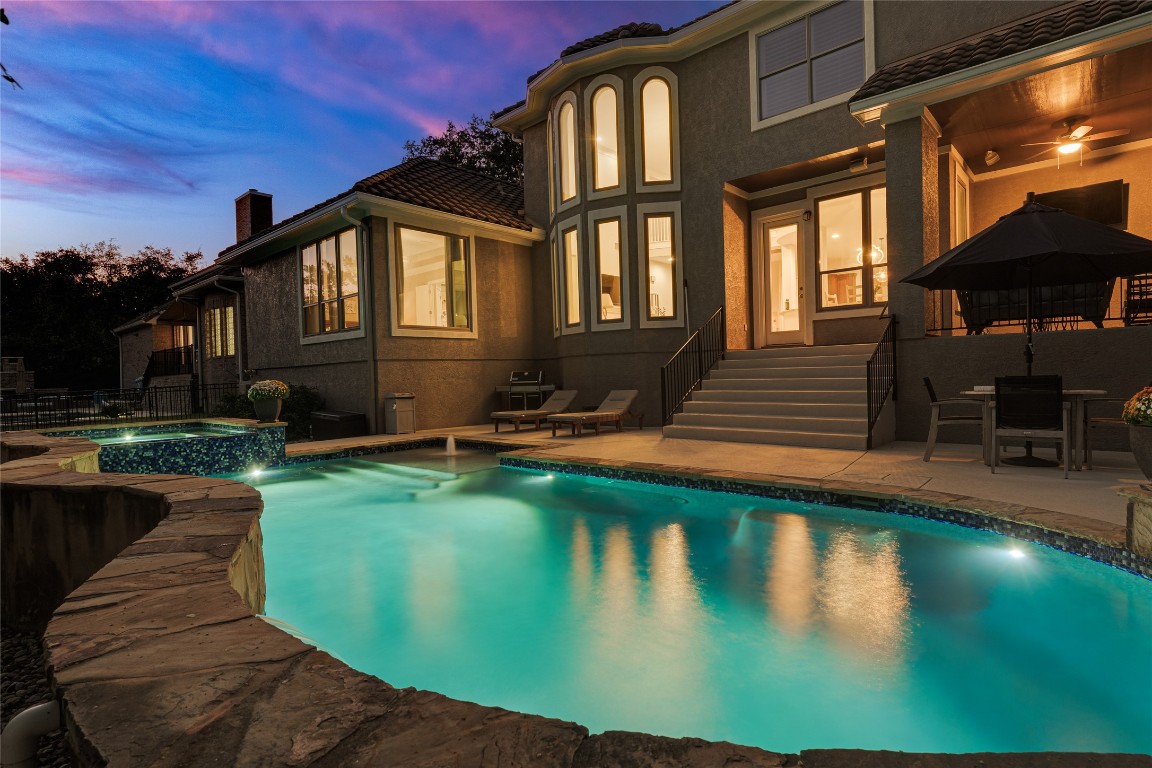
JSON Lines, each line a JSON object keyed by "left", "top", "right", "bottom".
{"left": 253, "top": 398, "right": 283, "bottom": 423}
{"left": 1130, "top": 424, "right": 1152, "bottom": 486}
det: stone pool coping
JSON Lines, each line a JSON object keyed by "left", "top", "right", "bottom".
{"left": 3, "top": 430, "right": 1150, "bottom": 767}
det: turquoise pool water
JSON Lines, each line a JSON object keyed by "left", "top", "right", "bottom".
{"left": 250, "top": 453, "right": 1152, "bottom": 754}
{"left": 89, "top": 430, "right": 214, "bottom": 445}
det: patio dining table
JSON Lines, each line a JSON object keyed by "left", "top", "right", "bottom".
{"left": 961, "top": 388, "right": 1106, "bottom": 470}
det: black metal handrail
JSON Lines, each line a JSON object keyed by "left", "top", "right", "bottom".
{"left": 865, "top": 316, "right": 897, "bottom": 449}
{"left": 0, "top": 383, "right": 238, "bottom": 432}
{"left": 143, "top": 344, "right": 195, "bottom": 385}
{"left": 660, "top": 306, "right": 726, "bottom": 426}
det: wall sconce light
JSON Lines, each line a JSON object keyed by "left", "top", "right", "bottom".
{"left": 849, "top": 157, "right": 869, "bottom": 173}
{"left": 984, "top": 149, "right": 1000, "bottom": 167}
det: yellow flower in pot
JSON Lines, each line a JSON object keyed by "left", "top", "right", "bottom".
{"left": 1123, "top": 386, "right": 1152, "bottom": 486}
{"left": 247, "top": 379, "right": 289, "bottom": 423}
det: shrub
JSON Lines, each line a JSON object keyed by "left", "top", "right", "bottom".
{"left": 283, "top": 384, "right": 325, "bottom": 441}
{"left": 211, "top": 393, "right": 255, "bottom": 419}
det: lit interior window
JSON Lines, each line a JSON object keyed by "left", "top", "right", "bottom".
{"left": 563, "top": 227, "right": 581, "bottom": 326}
{"left": 596, "top": 219, "right": 622, "bottom": 321}
{"left": 559, "top": 101, "right": 577, "bottom": 202}
{"left": 592, "top": 86, "right": 619, "bottom": 190}
{"left": 641, "top": 78, "right": 672, "bottom": 184}
{"left": 397, "top": 227, "right": 470, "bottom": 329}
{"left": 646, "top": 214, "right": 675, "bottom": 318}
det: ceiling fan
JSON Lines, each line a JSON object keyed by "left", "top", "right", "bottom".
{"left": 1021, "top": 119, "right": 1130, "bottom": 164}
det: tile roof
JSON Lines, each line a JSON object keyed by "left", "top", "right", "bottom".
{"left": 852, "top": 0, "right": 1152, "bottom": 104}
{"left": 220, "top": 158, "right": 528, "bottom": 258}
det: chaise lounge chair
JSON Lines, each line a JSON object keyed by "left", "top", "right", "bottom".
{"left": 491, "top": 389, "right": 578, "bottom": 432}
{"left": 547, "top": 389, "right": 642, "bottom": 437}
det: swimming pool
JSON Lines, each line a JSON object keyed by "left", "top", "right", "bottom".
{"left": 250, "top": 451, "right": 1152, "bottom": 754}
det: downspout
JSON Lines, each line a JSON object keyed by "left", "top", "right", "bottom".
{"left": 1, "top": 700, "right": 60, "bottom": 768}
{"left": 213, "top": 279, "right": 245, "bottom": 386}
{"left": 339, "top": 205, "right": 377, "bottom": 432}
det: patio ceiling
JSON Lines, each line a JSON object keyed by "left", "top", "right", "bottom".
{"left": 933, "top": 41, "right": 1152, "bottom": 174}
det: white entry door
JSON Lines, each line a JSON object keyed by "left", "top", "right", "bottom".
{"left": 761, "top": 217, "right": 805, "bottom": 346}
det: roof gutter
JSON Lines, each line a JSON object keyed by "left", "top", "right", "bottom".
{"left": 849, "top": 12, "right": 1152, "bottom": 124}
{"left": 218, "top": 192, "right": 361, "bottom": 265}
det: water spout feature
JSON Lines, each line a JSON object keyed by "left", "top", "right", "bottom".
{"left": 445, "top": 435, "right": 457, "bottom": 456}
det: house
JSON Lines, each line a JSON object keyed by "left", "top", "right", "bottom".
{"left": 491, "top": 0, "right": 1152, "bottom": 448}
{"left": 129, "top": 0, "right": 1152, "bottom": 449}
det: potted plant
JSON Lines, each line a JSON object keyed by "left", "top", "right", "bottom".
{"left": 247, "top": 379, "right": 289, "bottom": 423}
{"left": 1123, "top": 385, "right": 1152, "bottom": 486}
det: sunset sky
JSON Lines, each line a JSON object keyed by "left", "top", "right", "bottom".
{"left": 0, "top": 0, "right": 723, "bottom": 263}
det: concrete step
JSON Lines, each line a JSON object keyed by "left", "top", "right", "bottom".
{"left": 673, "top": 411, "right": 866, "bottom": 433}
{"left": 681, "top": 400, "right": 867, "bottom": 418}
{"left": 718, "top": 354, "right": 871, "bottom": 369}
{"left": 691, "top": 388, "right": 867, "bottom": 404}
{"left": 725, "top": 344, "right": 874, "bottom": 360}
{"left": 662, "top": 424, "right": 869, "bottom": 450}
{"left": 700, "top": 377, "right": 864, "bottom": 392}
{"left": 710, "top": 365, "right": 865, "bottom": 380}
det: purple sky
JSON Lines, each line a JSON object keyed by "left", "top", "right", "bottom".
{"left": 0, "top": 0, "right": 724, "bottom": 263}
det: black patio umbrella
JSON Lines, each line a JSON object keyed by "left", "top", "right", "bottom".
{"left": 902, "top": 192, "right": 1152, "bottom": 374}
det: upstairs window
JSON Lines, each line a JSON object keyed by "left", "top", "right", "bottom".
{"left": 591, "top": 85, "right": 620, "bottom": 191}
{"left": 756, "top": 1, "right": 865, "bottom": 121}
{"left": 558, "top": 98, "right": 577, "bottom": 203}
{"left": 301, "top": 229, "right": 359, "bottom": 336}
{"left": 641, "top": 77, "right": 673, "bottom": 184}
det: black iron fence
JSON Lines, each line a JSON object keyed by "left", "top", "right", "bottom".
{"left": 661, "top": 307, "right": 726, "bottom": 426}
{"left": 926, "top": 275, "right": 1152, "bottom": 334}
{"left": 0, "top": 383, "right": 239, "bottom": 432}
{"left": 865, "top": 316, "right": 897, "bottom": 450}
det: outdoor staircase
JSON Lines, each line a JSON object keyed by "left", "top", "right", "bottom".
{"left": 662, "top": 343, "right": 875, "bottom": 449}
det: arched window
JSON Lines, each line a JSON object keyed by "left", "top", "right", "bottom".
{"left": 591, "top": 85, "right": 619, "bottom": 190}
{"left": 558, "top": 99, "right": 577, "bottom": 203}
{"left": 641, "top": 78, "right": 672, "bottom": 184}
{"left": 633, "top": 68, "right": 678, "bottom": 190}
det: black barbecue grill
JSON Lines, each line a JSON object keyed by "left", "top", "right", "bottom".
{"left": 494, "top": 370, "right": 555, "bottom": 411}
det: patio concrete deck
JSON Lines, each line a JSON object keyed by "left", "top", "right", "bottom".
{"left": 293, "top": 425, "right": 1144, "bottom": 528}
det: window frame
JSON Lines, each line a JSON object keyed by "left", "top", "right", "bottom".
{"left": 203, "top": 304, "right": 235, "bottom": 359}
{"left": 298, "top": 227, "right": 363, "bottom": 343}
{"left": 554, "top": 214, "right": 585, "bottom": 335}
{"left": 635, "top": 201, "right": 684, "bottom": 328}
{"left": 584, "top": 75, "right": 627, "bottom": 201}
{"left": 813, "top": 182, "right": 887, "bottom": 313}
{"left": 390, "top": 222, "right": 478, "bottom": 340}
{"left": 552, "top": 91, "right": 581, "bottom": 214}
{"left": 632, "top": 67, "right": 681, "bottom": 193}
{"left": 587, "top": 206, "right": 631, "bottom": 332}
{"left": 748, "top": 0, "right": 875, "bottom": 131}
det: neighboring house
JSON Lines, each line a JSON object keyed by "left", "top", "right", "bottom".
{"left": 492, "top": 0, "right": 1152, "bottom": 448}
{"left": 132, "top": 0, "right": 1152, "bottom": 448}
{"left": 112, "top": 301, "right": 197, "bottom": 389}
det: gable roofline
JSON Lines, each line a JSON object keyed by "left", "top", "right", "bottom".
{"left": 218, "top": 191, "right": 544, "bottom": 266}
{"left": 217, "top": 158, "right": 541, "bottom": 264}
{"left": 495, "top": 0, "right": 760, "bottom": 132}
{"left": 849, "top": 1, "right": 1152, "bottom": 123}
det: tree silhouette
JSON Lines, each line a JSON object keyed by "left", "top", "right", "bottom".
{"left": 403, "top": 112, "right": 522, "bottom": 185}
{"left": 1, "top": 8, "right": 22, "bottom": 89}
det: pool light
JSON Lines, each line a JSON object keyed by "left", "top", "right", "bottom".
{"left": 1007, "top": 547, "right": 1026, "bottom": 559}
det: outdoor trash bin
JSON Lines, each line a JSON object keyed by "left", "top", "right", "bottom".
{"left": 310, "top": 410, "right": 368, "bottom": 441}
{"left": 383, "top": 392, "right": 415, "bottom": 434}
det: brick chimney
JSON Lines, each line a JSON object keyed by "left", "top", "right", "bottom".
{"left": 235, "top": 189, "right": 273, "bottom": 242}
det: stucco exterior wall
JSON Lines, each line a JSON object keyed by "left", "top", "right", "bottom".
{"left": 117, "top": 327, "right": 152, "bottom": 388}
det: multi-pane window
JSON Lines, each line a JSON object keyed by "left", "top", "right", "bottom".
{"left": 302, "top": 229, "right": 359, "bottom": 336}
{"left": 562, "top": 226, "right": 581, "bottom": 327}
{"left": 643, "top": 213, "right": 676, "bottom": 320}
{"left": 756, "top": 1, "right": 865, "bottom": 121}
{"left": 595, "top": 218, "right": 622, "bottom": 322}
{"left": 558, "top": 100, "right": 577, "bottom": 202}
{"left": 204, "top": 305, "right": 235, "bottom": 358}
{"left": 640, "top": 77, "right": 673, "bottom": 184}
{"left": 591, "top": 85, "right": 620, "bottom": 191}
{"left": 396, "top": 226, "right": 471, "bottom": 330}
{"left": 817, "top": 186, "right": 887, "bottom": 309}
